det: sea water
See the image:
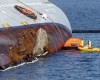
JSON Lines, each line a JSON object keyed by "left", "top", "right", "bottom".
{"left": 1, "top": 0, "right": 100, "bottom": 80}
{"left": 1, "top": 33, "right": 100, "bottom": 80}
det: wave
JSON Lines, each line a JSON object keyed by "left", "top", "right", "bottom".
{"left": 0, "top": 57, "right": 38, "bottom": 71}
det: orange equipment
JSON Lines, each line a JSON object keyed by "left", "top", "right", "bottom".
{"left": 14, "top": 5, "right": 37, "bottom": 19}
{"left": 64, "top": 38, "right": 82, "bottom": 47}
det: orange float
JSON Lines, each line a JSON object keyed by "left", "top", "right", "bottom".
{"left": 64, "top": 38, "right": 82, "bottom": 47}
{"left": 14, "top": 5, "right": 37, "bottom": 19}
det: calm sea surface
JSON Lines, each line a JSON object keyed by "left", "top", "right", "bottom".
{"left": 1, "top": 0, "right": 100, "bottom": 80}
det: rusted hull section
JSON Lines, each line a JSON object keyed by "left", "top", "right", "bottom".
{"left": 0, "top": 23, "right": 71, "bottom": 70}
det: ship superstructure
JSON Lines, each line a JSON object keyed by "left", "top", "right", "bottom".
{"left": 0, "top": 0, "right": 72, "bottom": 70}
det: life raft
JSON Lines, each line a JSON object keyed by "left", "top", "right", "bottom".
{"left": 78, "top": 47, "right": 100, "bottom": 52}
{"left": 14, "top": 5, "right": 37, "bottom": 19}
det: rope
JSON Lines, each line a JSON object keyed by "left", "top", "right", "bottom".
{"left": 0, "top": 1, "right": 59, "bottom": 51}
{"left": 0, "top": 20, "right": 4, "bottom": 25}
{"left": 0, "top": 1, "right": 31, "bottom": 25}
{"left": 0, "top": 10, "right": 20, "bottom": 23}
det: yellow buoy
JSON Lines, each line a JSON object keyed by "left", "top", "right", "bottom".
{"left": 20, "top": 21, "right": 25, "bottom": 25}
{"left": 25, "top": 21, "right": 28, "bottom": 24}
{"left": 33, "top": 20, "right": 36, "bottom": 22}
{"left": 2, "top": 24, "right": 6, "bottom": 28}
{"left": 6, "top": 23, "right": 11, "bottom": 27}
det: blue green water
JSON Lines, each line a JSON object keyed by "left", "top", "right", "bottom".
{"left": 50, "top": 0, "right": 100, "bottom": 30}
{"left": 1, "top": 0, "right": 100, "bottom": 80}
{"left": 1, "top": 33, "right": 100, "bottom": 80}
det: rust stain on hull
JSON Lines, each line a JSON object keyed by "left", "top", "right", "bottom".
{"left": 0, "top": 24, "right": 71, "bottom": 70}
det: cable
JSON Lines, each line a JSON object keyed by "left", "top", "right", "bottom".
{"left": 0, "top": 1, "right": 59, "bottom": 51}
{"left": 0, "top": 2, "right": 30, "bottom": 25}
{"left": 0, "top": 10, "right": 20, "bottom": 23}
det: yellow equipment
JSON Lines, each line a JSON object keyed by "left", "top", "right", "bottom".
{"left": 78, "top": 47, "right": 100, "bottom": 52}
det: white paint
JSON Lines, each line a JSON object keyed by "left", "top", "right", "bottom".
{"left": 2, "top": 11, "right": 6, "bottom": 13}
{"left": 45, "top": 8, "right": 56, "bottom": 12}
{"left": 8, "top": 4, "right": 12, "bottom": 6}
{"left": 4, "top": 4, "right": 9, "bottom": 7}
{"left": 1, "top": 4, "right": 5, "bottom": 7}
{"left": 29, "top": 3, "right": 33, "bottom": 5}
{"left": 42, "top": 14, "right": 47, "bottom": 20}
{"left": 0, "top": 3, "right": 43, "bottom": 7}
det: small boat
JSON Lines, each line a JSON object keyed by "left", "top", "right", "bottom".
{"left": 14, "top": 5, "right": 37, "bottom": 19}
{"left": 78, "top": 47, "right": 100, "bottom": 52}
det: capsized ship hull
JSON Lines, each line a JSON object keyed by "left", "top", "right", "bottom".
{"left": 0, "top": 0, "right": 72, "bottom": 70}
{"left": 0, "top": 23, "right": 71, "bottom": 70}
